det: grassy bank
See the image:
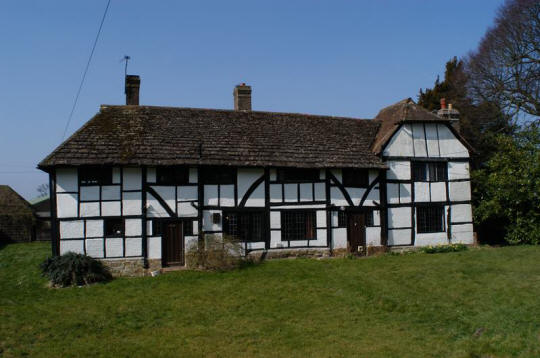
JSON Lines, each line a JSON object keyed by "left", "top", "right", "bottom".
{"left": 0, "top": 242, "right": 539, "bottom": 357}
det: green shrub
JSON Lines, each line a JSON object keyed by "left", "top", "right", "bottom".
{"left": 40, "top": 252, "right": 112, "bottom": 287}
{"left": 186, "top": 233, "right": 249, "bottom": 271}
{"left": 421, "top": 244, "right": 468, "bottom": 254}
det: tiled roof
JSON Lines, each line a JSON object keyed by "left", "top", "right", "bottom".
{"left": 0, "top": 185, "right": 33, "bottom": 216}
{"left": 39, "top": 106, "right": 386, "bottom": 169}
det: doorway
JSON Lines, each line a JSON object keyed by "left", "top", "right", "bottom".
{"left": 347, "top": 212, "right": 366, "bottom": 255}
{"left": 161, "top": 221, "right": 184, "bottom": 266}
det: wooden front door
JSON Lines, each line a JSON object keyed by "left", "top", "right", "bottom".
{"left": 162, "top": 221, "right": 184, "bottom": 266}
{"left": 347, "top": 213, "right": 366, "bottom": 255}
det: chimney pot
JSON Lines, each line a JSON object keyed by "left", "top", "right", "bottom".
{"left": 125, "top": 75, "right": 140, "bottom": 105}
{"left": 233, "top": 83, "right": 252, "bottom": 111}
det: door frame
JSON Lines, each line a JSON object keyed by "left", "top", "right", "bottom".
{"left": 156, "top": 218, "right": 185, "bottom": 267}
{"left": 344, "top": 208, "right": 367, "bottom": 255}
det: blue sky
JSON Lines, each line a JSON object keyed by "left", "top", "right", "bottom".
{"left": 0, "top": 0, "right": 504, "bottom": 199}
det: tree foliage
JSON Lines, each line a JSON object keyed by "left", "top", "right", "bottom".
{"left": 473, "top": 124, "right": 540, "bottom": 244}
{"left": 466, "top": 0, "right": 540, "bottom": 119}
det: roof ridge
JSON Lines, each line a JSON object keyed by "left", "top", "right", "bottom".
{"left": 99, "top": 104, "right": 374, "bottom": 122}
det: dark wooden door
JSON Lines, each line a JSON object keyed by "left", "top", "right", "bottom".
{"left": 347, "top": 213, "right": 365, "bottom": 254}
{"left": 162, "top": 221, "right": 184, "bottom": 266}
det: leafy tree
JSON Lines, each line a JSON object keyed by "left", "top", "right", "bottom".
{"left": 36, "top": 183, "right": 49, "bottom": 198}
{"left": 473, "top": 124, "right": 540, "bottom": 244}
{"left": 466, "top": 0, "right": 540, "bottom": 119}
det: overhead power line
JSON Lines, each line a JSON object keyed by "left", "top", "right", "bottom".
{"left": 61, "top": 0, "right": 112, "bottom": 141}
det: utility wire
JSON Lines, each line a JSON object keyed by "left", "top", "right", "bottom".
{"left": 61, "top": 0, "right": 112, "bottom": 140}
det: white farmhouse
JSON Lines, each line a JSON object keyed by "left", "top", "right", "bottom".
{"left": 38, "top": 76, "right": 474, "bottom": 275}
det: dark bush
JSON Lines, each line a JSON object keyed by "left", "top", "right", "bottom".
{"left": 40, "top": 252, "right": 112, "bottom": 287}
{"left": 421, "top": 244, "right": 468, "bottom": 254}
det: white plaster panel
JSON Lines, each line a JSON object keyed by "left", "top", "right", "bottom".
{"left": 383, "top": 124, "right": 413, "bottom": 157}
{"left": 331, "top": 211, "right": 339, "bottom": 227}
{"left": 270, "top": 184, "right": 282, "bottom": 203}
{"left": 85, "top": 219, "right": 103, "bottom": 237}
{"left": 366, "top": 227, "right": 381, "bottom": 246}
{"left": 387, "top": 161, "right": 410, "bottom": 180}
{"left": 60, "top": 220, "right": 84, "bottom": 239}
{"left": 237, "top": 168, "right": 263, "bottom": 201}
{"left": 188, "top": 167, "right": 197, "bottom": 183}
{"left": 425, "top": 123, "right": 440, "bottom": 157}
{"left": 270, "top": 211, "right": 281, "bottom": 229}
{"left": 147, "top": 236, "right": 162, "bottom": 259}
{"left": 269, "top": 204, "right": 325, "bottom": 209}
{"left": 289, "top": 240, "right": 308, "bottom": 247}
{"left": 449, "top": 181, "right": 471, "bottom": 202}
{"left": 388, "top": 207, "right": 411, "bottom": 228}
{"left": 330, "top": 169, "right": 342, "bottom": 183}
{"left": 430, "top": 182, "right": 447, "bottom": 202}
{"left": 373, "top": 210, "right": 381, "bottom": 226}
{"left": 247, "top": 242, "right": 266, "bottom": 250}
{"left": 412, "top": 123, "right": 427, "bottom": 157}
{"left": 152, "top": 186, "right": 176, "bottom": 213}
{"left": 314, "top": 183, "right": 325, "bottom": 201}
{"left": 85, "top": 239, "right": 104, "bottom": 258}
{"left": 364, "top": 186, "right": 380, "bottom": 205}
{"left": 330, "top": 187, "right": 348, "bottom": 206}
{"left": 451, "top": 204, "right": 473, "bottom": 223}
{"left": 147, "top": 193, "right": 170, "bottom": 218}
{"left": 101, "top": 201, "right": 121, "bottom": 216}
{"left": 123, "top": 168, "right": 142, "bottom": 191}
{"left": 437, "top": 124, "right": 469, "bottom": 158}
{"left": 299, "top": 183, "right": 312, "bottom": 202}
{"left": 319, "top": 170, "right": 326, "bottom": 180}
{"left": 60, "top": 240, "right": 84, "bottom": 255}
{"left": 451, "top": 224, "right": 474, "bottom": 244}
{"left": 147, "top": 220, "right": 152, "bottom": 235}
{"left": 399, "top": 183, "right": 412, "bottom": 203}
{"left": 345, "top": 187, "right": 364, "bottom": 206}
{"left": 316, "top": 210, "right": 326, "bottom": 228}
{"left": 414, "top": 182, "right": 430, "bottom": 202}
{"left": 177, "top": 202, "right": 198, "bottom": 217}
{"left": 125, "top": 237, "right": 142, "bottom": 256}
{"left": 56, "top": 168, "right": 78, "bottom": 193}
{"left": 56, "top": 193, "right": 78, "bottom": 218}
{"left": 147, "top": 167, "right": 156, "bottom": 183}
{"left": 387, "top": 183, "right": 400, "bottom": 204}
{"left": 269, "top": 168, "right": 277, "bottom": 181}
{"left": 204, "top": 185, "right": 219, "bottom": 206}
{"left": 101, "top": 185, "right": 121, "bottom": 201}
{"left": 125, "top": 218, "right": 142, "bottom": 236}
{"left": 203, "top": 210, "right": 221, "bottom": 231}
{"left": 368, "top": 170, "right": 378, "bottom": 184}
{"left": 80, "top": 202, "right": 100, "bottom": 217}
{"left": 80, "top": 186, "right": 99, "bottom": 201}
{"left": 448, "top": 161, "right": 470, "bottom": 180}
{"left": 122, "top": 191, "right": 141, "bottom": 216}
{"left": 388, "top": 229, "right": 411, "bottom": 246}
{"left": 105, "top": 238, "right": 123, "bottom": 257}
{"left": 178, "top": 186, "right": 198, "bottom": 201}
{"left": 193, "top": 220, "right": 199, "bottom": 235}
{"left": 112, "top": 168, "right": 121, "bottom": 184}
{"left": 284, "top": 184, "right": 297, "bottom": 202}
{"left": 415, "top": 233, "right": 448, "bottom": 247}
{"left": 270, "top": 231, "right": 282, "bottom": 248}
{"left": 332, "top": 228, "right": 347, "bottom": 249}
{"left": 220, "top": 185, "right": 235, "bottom": 206}
{"left": 245, "top": 183, "right": 265, "bottom": 207}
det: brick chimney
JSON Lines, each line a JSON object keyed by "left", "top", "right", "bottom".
{"left": 437, "top": 98, "right": 460, "bottom": 133}
{"left": 125, "top": 75, "right": 140, "bottom": 105}
{"left": 233, "top": 83, "right": 251, "bottom": 111}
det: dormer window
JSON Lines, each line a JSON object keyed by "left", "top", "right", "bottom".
{"left": 342, "top": 168, "right": 369, "bottom": 187}
{"left": 277, "top": 168, "right": 319, "bottom": 182}
{"left": 156, "top": 167, "right": 189, "bottom": 185}
{"left": 79, "top": 167, "right": 112, "bottom": 185}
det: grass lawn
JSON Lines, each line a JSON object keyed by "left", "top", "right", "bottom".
{"left": 1, "top": 243, "right": 539, "bottom": 357}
